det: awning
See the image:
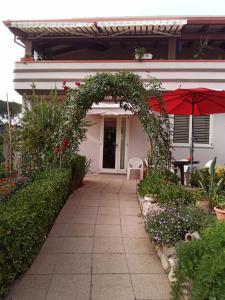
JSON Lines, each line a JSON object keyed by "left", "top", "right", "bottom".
{"left": 87, "top": 108, "right": 133, "bottom": 116}
{"left": 5, "top": 18, "right": 187, "bottom": 39}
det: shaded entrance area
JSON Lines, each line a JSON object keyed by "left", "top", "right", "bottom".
{"left": 11, "top": 174, "right": 170, "bottom": 300}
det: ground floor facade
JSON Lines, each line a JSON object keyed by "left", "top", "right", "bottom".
{"left": 79, "top": 111, "right": 225, "bottom": 173}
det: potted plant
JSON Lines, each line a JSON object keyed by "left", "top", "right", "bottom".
{"left": 214, "top": 196, "right": 225, "bottom": 220}
{"left": 197, "top": 157, "right": 223, "bottom": 210}
{"left": 134, "top": 47, "right": 146, "bottom": 61}
{"left": 21, "top": 54, "right": 34, "bottom": 62}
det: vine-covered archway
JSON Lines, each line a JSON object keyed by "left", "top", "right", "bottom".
{"left": 59, "top": 72, "right": 171, "bottom": 171}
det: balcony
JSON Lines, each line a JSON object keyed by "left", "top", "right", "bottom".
{"left": 14, "top": 59, "right": 225, "bottom": 94}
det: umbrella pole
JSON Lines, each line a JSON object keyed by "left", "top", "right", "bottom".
{"left": 190, "top": 115, "right": 194, "bottom": 172}
{"left": 190, "top": 100, "right": 195, "bottom": 173}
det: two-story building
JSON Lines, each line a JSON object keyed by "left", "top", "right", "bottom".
{"left": 4, "top": 16, "right": 225, "bottom": 173}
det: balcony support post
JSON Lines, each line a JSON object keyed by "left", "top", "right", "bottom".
{"left": 168, "top": 38, "right": 176, "bottom": 59}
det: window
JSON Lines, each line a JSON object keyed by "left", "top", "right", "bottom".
{"left": 172, "top": 115, "right": 212, "bottom": 147}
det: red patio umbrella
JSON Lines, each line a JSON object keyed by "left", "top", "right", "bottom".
{"left": 149, "top": 88, "right": 225, "bottom": 170}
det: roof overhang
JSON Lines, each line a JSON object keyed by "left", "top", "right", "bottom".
{"left": 4, "top": 18, "right": 187, "bottom": 39}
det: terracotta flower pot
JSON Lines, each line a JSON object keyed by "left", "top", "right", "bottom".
{"left": 214, "top": 207, "right": 225, "bottom": 220}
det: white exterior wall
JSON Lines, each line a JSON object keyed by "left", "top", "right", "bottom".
{"left": 79, "top": 115, "right": 148, "bottom": 173}
{"left": 15, "top": 60, "right": 225, "bottom": 172}
{"left": 173, "top": 113, "right": 225, "bottom": 168}
{"left": 78, "top": 115, "right": 101, "bottom": 173}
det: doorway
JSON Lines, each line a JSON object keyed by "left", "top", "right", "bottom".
{"left": 99, "top": 116, "right": 129, "bottom": 173}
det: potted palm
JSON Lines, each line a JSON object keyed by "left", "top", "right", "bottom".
{"left": 198, "top": 157, "right": 223, "bottom": 210}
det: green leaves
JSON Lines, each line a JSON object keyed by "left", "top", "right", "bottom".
{"left": 0, "top": 168, "right": 71, "bottom": 298}
{"left": 173, "top": 221, "right": 225, "bottom": 300}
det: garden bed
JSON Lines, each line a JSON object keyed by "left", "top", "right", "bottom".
{"left": 137, "top": 169, "right": 224, "bottom": 299}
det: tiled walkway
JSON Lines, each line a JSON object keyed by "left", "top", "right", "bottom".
{"left": 11, "top": 174, "right": 170, "bottom": 300}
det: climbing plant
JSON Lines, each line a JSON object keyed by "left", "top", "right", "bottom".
{"left": 59, "top": 72, "right": 172, "bottom": 171}
{"left": 16, "top": 72, "right": 171, "bottom": 172}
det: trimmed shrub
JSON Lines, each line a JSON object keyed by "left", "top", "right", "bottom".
{"left": 172, "top": 221, "right": 225, "bottom": 300}
{"left": 0, "top": 168, "right": 71, "bottom": 298}
{"left": 157, "top": 184, "right": 194, "bottom": 206}
{"left": 146, "top": 205, "right": 211, "bottom": 247}
{"left": 69, "top": 155, "right": 90, "bottom": 189}
{"left": 138, "top": 171, "right": 194, "bottom": 206}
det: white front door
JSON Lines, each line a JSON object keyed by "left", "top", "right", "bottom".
{"left": 99, "top": 116, "right": 129, "bottom": 173}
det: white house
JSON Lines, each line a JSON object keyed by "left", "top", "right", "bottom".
{"left": 4, "top": 16, "right": 225, "bottom": 173}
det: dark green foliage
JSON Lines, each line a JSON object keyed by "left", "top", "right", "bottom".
{"left": 138, "top": 171, "right": 193, "bottom": 206}
{"left": 172, "top": 221, "right": 225, "bottom": 300}
{"left": 0, "top": 100, "right": 21, "bottom": 119}
{"left": 157, "top": 184, "right": 194, "bottom": 206}
{"left": 146, "top": 205, "right": 210, "bottom": 247}
{"left": 190, "top": 168, "right": 210, "bottom": 187}
{"left": 61, "top": 154, "right": 91, "bottom": 190}
{"left": 15, "top": 93, "right": 64, "bottom": 172}
{"left": 0, "top": 168, "right": 71, "bottom": 298}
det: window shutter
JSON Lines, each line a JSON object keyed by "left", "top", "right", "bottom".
{"left": 193, "top": 115, "right": 210, "bottom": 144}
{"left": 173, "top": 115, "right": 190, "bottom": 143}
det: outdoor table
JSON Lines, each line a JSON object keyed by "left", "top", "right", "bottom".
{"left": 172, "top": 160, "right": 199, "bottom": 185}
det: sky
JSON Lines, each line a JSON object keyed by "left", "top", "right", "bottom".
{"left": 1, "top": 0, "right": 225, "bottom": 103}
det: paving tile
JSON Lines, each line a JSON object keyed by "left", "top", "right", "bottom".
{"left": 72, "top": 213, "right": 97, "bottom": 224}
{"left": 83, "top": 191, "right": 101, "bottom": 200}
{"left": 99, "top": 199, "right": 120, "bottom": 207}
{"left": 126, "top": 254, "right": 164, "bottom": 273}
{"left": 92, "top": 254, "right": 128, "bottom": 273}
{"left": 121, "top": 225, "right": 148, "bottom": 238}
{"left": 96, "top": 214, "right": 120, "bottom": 225}
{"left": 79, "top": 199, "right": 100, "bottom": 206}
{"left": 119, "top": 193, "right": 137, "bottom": 201}
{"left": 55, "top": 253, "right": 92, "bottom": 274}
{"left": 92, "top": 274, "right": 134, "bottom": 300}
{"left": 120, "top": 207, "right": 140, "bottom": 216}
{"left": 75, "top": 206, "right": 99, "bottom": 215}
{"left": 40, "top": 237, "right": 64, "bottom": 254}
{"left": 62, "top": 237, "right": 93, "bottom": 253}
{"left": 131, "top": 274, "right": 171, "bottom": 299}
{"left": 13, "top": 275, "right": 51, "bottom": 300}
{"left": 98, "top": 206, "right": 120, "bottom": 215}
{"left": 120, "top": 215, "right": 143, "bottom": 225}
{"left": 102, "top": 192, "right": 119, "bottom": 200}
{"left": 123, "top": 238, "right": 155, "bottom": 254}
{"left": 46, "top": 274, "right": 91, "bottom": 300}
{"left": 66, "top": 224, "right": 95, "bottom": 237}
{"left": 93, "top": 237, "right": 124, "bottom": 253}
{"left": 48, "top": 224, "right": 68, "bottom": 237}
{"left": 119, "top": 200, "right": 139, "bottom": 208}
{"left": 95, "top": 224, "right": 121, "bottom": 237}
{"left": 55, "top": 213, "right": 74, "bottom": 224}
{"left": 27, "top": 254, "right": 58, "bottom": 274}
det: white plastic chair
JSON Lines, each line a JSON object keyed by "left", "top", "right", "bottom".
{"left": 127, "top": 157, "right": 144, "bottom": 180}
{"left": 204, "top": 160, "right": 213, "bottom": 168}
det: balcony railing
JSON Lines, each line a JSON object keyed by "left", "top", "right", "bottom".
{"left": 14, "top": 59, "right": 225, "bottom": 94}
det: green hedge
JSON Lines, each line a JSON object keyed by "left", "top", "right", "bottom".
{"left": 0, "top": 168, "right": 71, "bottom": 298}
{"left": 172, "top": 221, "right": 225, "bottom": 300}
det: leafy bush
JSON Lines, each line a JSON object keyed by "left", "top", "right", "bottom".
{"left": 157, "top": 184, "right": 194, "bottom": 206}
{"left": 146, "top": 205, "right": 211, "bottom": 247}
{"left": 0, "top": 168, "right": 71, "bottom": 298}
{"left": 138, "top": 171, "right": 164, "bottom": 197}
{"left": 61, "top": 154, "right": 90, "bottom": 190}
{"left": 172, "top": 221, "right": 225, "bottom": 300}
